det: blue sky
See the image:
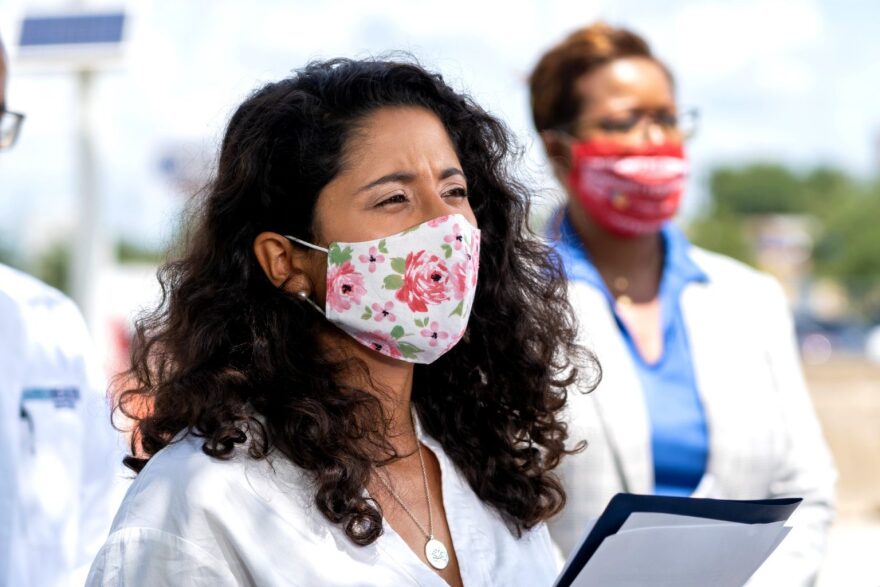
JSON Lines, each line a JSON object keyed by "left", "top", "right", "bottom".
{"left": 1, "top": 0, "right": 878, "bottom": 254}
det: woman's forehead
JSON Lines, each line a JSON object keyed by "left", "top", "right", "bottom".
{"left": 339, "top": 107, "right": 461, "bottom": 177}
{"left": 574, "top": 57, "right": 674, "bottom": 111}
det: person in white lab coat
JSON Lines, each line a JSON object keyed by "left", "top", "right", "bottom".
{"left": 1, "top": 33, "right": 124, "bottom": 587}
{"left": 86, "top": 58, "right": 596, "bottom": 586}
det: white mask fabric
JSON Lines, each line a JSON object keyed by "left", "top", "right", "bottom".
{"left": 286, "top": 214, "right": 480, "bottom": 364}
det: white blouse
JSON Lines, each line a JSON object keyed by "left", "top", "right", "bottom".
{"left": 86, "top": 422, "right": 560, "bottom": 586}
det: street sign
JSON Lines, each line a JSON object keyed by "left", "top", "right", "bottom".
{"left": 16, "top": 10, "right": 126, "bottom": 68}
{"left": 20, "top": 13, "right": 125, "bottom": 47}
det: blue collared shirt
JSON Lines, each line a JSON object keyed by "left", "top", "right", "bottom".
{"left": 554, "top": 213, "right": 710, "bottom": 496}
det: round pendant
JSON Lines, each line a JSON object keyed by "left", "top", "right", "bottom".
{"left": 425, "top": 537, "right": 450, "bottom": 570}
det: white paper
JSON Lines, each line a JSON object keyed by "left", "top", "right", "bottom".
{"left": 618, "top": 512, "right": 754, "bottom": 532}
{"left": 689, "top": 473, "right": 718, "bottom": 498}
{"left": 555, "top": 518, "right": 598, "bottom": 582}
{"left": 569, "top": 520, "right": 791, "bottom": 587}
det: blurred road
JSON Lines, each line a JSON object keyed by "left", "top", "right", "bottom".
{"left": 807, "top": 359, "right": 880, "bottom": 587}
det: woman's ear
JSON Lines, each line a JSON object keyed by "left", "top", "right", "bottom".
{"left": 253, "top": 232, "right": 315, "bottom": 294}
{"left": 540, "top": 130, "right": 573, "bottom": 183}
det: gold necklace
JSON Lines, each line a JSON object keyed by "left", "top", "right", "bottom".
{"left": 609, "top": 245, "right": 665, "bottom": 306}
{"left": 373, "top": 416, "right": 450, "bottom": 571}
{"left": 611, "top": 276, "right": 632, "bottom": 305}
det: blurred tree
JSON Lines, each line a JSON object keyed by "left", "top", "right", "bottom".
{"left": 812, "top": 180, "right": 880, "bottom": 314}
{"left": 709, "top": 164, "right": 804, "bottom": 215}
{"left": 686, "top": 212, "right": 754, "bottom": 265}
{"left": 0, "top": 239, "right": 20, "bottom": 269}
{"left": 115, "top": 240, "right": 166, "bottom": 264}
{"left": 2, "top": 239, "right": 165, "bottom": 298}
{"left": 33, "top": 242, "right": 72, "bottom": 294}
{"left": 689, "top": 163, "right": 880, "bottom": 315}
{"left": 802, "top": 167, "right": 852, "bottom": 206}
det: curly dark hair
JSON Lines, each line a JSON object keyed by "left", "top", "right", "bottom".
{"left": 119, "top": 57, "right": 598, "bottom": 546}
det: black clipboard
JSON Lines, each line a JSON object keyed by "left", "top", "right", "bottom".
{"left": 555, "top": 493, "right": 803, "bottom": 587}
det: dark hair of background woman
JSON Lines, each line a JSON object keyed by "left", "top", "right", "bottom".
{"left": 118, "top": 57, "right": 599, "bottom": 546}
{"left": 529, "top": 22, "right": 674, "bottom": 133}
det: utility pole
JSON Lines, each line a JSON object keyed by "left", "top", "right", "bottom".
{"left": 16, "top": 10, "right": 126, "bottom": 329}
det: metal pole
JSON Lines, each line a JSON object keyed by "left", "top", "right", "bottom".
{"left": 70, "top": 67, "right": 104, "bottom": 329}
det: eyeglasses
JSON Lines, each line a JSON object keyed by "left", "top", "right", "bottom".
{"left": 575, "top": 107, "right": 699, "bottom": 140}
{"left": 0, "top": 108, "right": 26, "bottom": 150}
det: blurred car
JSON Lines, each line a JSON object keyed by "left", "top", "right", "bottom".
{"left": 794, "top": 312, "right": 870, "bottom": 364}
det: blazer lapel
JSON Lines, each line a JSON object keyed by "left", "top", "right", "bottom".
{"left": 570, "top": 281, "right": 654, "bottom": 494}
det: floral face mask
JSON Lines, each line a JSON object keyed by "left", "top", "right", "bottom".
{"left": 286, "top": 214, "right": 480, "bottom": 364}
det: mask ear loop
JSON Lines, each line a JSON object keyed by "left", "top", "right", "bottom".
{"left": 295, "top": 291, "right": 325, "bottom": 315}
{"left": 284, "top": 235, "right": 329, "bottom": 254}
{"left": 284, "top": 234, "right": 329, "bottom": 316}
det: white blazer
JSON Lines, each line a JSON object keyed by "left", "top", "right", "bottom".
{"left": 0, "top": 264, "right": 126, "bottom": 587}
{"left": 549, "top": 246, "right": 836, "bottom": 587}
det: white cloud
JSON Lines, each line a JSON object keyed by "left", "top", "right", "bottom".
{"left": 752, "top": 55, "right": 816, "bottom": 95}
{"left": 671, "top": 0, "right": 824, "bottom": 81}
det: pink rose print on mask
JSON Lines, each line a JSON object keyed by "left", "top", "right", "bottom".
{"left": 450, "top": 261, "right": 469, "bottom": 301}
{"left": 420, "top": 321, "right": 450, "bottom": 347}
{"left": 358, "top": 246, "right": 386, "bottom": 273}
{"left": 371, "top": 301, "right": 396, "bottom": 322}
{"left": 444, "top": 223, "right": 465, "bottom": 251}
{"left": 355, "top": 330, "right": 402, "bottom": 359}
{"left": 394, "top": 251, "right": 451, "bottom": 312}
{"left": 326, "top": 262, "right": 366, "bottom": 313}
{"left": 427, "top": 215, "right": 451, "bottom": 228}
{"left": 468, "top": 232, "right": 480, "bottom": 286}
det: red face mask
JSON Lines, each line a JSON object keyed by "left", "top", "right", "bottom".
{"left": 567, "top": 139, "right": 689, "bottom": 237}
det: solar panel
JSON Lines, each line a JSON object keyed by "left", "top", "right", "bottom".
{"left": 19, "top": 13, "right": 125, "bottom": 47}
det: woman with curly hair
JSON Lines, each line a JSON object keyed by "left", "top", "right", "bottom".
{"left": 86, "top": 58, "right": 595, "bottom": 586}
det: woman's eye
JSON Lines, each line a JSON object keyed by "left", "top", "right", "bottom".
{"left": 656, "top": 112, "right": 679, "bottom": 128}
{"left": 443, "top": 187, "right": 469, "bottom": 199}
{"left": 376, "top": 193, "right": 408, "bottom": 207}
{"left": 598, "top": 114, "right": 640, "bottom": 133}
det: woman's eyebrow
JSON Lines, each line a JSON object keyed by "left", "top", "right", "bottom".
{"left": 439, "top": 167, "right": 465, "bottom": 180}
{"left": 357, "top": 171, "right": 416, "bottom": 193}
{"left": 356, "top": 167, "right": 465, "bottom": 193}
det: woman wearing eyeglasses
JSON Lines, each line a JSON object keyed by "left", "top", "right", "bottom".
{"left": 530, "top": 23, "right": 835, "bottom": 586}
